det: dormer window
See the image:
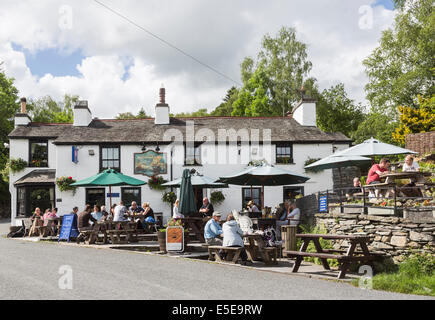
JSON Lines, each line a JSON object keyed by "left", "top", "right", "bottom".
{"left": 29, "top": 140, "right": 48, "bottom": 167}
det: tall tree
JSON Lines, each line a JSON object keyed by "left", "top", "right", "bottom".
{"left": 233, "top": 27, "right": 312, "bottom": 116}
{"left": 27, "top": 94, "right": 78, "bottom": 123}
{"left": 116, "top": 107, "right": 150, "bottom": 119}
{"left": 0, "top": 67, "right": 20, "bottom": 214}
{"left": 363, "top": 0, "right": 435, "bottom": 115}
{"left": 316, "top": 83, "right": 366, "bottom": 137}
{"left": 210, "top": 86, "right": 239, "bottom": 116}
{"left": 352, "top": 113, "right": 399, "bottom": 145}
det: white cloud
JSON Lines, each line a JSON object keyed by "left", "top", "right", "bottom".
{"left": 0, "top": 0, "right": 396, "bottom": 117}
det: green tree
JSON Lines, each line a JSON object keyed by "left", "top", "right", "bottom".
{"left": 0, "top": 67, "right": 20, "bottom": 215}
{"left": 174, "top": 108, "right": 210, "bottom": 117}
{"left": 233, "top": 27, "right": 312, "bottom": 116}
{"left": 116, "top": 107, "right": 150, "bottom": 119}
{"left": 210, "top": 86, "right": 239, "bottom": 116}
{"left": 352, "top": 113, "right": 399, "bottom": 145}
{"left": 27, "top": 94, "right": 78, "bottom": 123}
{"left": 363, "top": 0, "right": 435, "bottom": 115}
{"left": 316, "top": 83, "right": 366, "bottom": 137}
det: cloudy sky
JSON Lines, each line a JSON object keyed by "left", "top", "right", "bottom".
{"left": 0, "top": 0, "right": 396, "bottom": 118}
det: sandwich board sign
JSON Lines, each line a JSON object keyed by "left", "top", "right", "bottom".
{"left": 166, "top": 226, "right": 184, "bottom": 252}
{"left": 58, "top": 214, "right": 79, "bottom": 242}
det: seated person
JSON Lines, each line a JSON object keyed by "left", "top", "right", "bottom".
{"left": 401, "top": 155, "right": 422, "bottom": 197}
{"left": 141, "top": 202, "right": 156, "bottom": 230}
{"left": 113, "top": 201, "right": 128, "bottom": 222}
{"left": 78, "top": 205, "right": 97, "bottom": 231}
{"left": 199, "top": 197, "right": 214, "bottom": 217}
{"left": 173, "top": 199, "right": 184, "bottom": 219}
{"left": 91, "top": 205, "right": 103, "bottom": 223}
{"left": 276, "top": 201, "right": 300, "bottom": 240}
{"left": 222, "top": 214, "right": 248, "bottom": 264}
{"left": 346, "top": 177, "right": 362, "bottom": 199}
{"left": 129, "top": 201, "right": 144, "bottom": 214}
{"left": 366, "top": 158, "right": 394, "bottom": 198}
{"left": 204, "top": 211, "right": 223, "bottom": 246}
{"left": 247, "top": 200, "right": 260, "bottom": 213}
{"left": 100, "top": 205, "right": 109, "bottom": 220}
{"left": 29, "top": 207, "right": 43, "bottom": 236}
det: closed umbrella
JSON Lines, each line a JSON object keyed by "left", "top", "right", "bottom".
{"left": 219, "top": 165, "right": 310, "bottom": 208}
{"left": 70, "top": 168, "right": 146, "bottom": 209}
{"left": 178, "top": 169, "right": 197, "bottom": 216}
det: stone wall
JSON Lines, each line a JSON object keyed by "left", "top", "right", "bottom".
{"left": 315, "top": 213, "right": 435, "bottom": 262}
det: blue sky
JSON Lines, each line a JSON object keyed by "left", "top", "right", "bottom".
{"left": 374, "top": 0, "right": 395, "bottom": 10}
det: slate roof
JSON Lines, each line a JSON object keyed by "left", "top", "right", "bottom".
{"left": 8, "top": 117, "right": 351, "bottom": 144}
{"left": 14, "top": 169, "right": 56, "bottom": 186}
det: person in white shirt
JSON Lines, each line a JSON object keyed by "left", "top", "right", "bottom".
{"left": 172, "top": 199, "right": 184, "bottom": 219}
{"left": 288, "top": 202, "right": 301, "bottom": 226}
{"left": 222, "top": 214, "right": 248, "bottom": 264}
{"left": 402, "top": 155, "right": 420, "bottom": 172}
{"left": 276, "top": 201, "right": 301, "bottom": 240}
{"left": 247, "top": 200, "right": 260, "bottom": 213}
{"left": 113, "top": 201, "right": 128, "bottom": 222}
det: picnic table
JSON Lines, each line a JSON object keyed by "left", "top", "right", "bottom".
{"left": 250, "top": 218, "right": 276, "bottom": 230}
{"left": 243, "top": 234, "right": 278, "bottom": 265}
{"left": 381, "top": 171, "right": 431, "bottom": 184}
{"left": 283, "top": 233, "right": 375, "bottom": 279}
{"left": 180, "top": 217, "right": 205, "bottom": 243}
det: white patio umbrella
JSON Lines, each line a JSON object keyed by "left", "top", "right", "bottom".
{"left": 333, "top": 137, "right": 417, "bottom": 158}
{"left": 305, "top": 155, "right": 372, "bottom": 188}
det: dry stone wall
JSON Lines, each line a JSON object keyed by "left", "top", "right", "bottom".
{"left": 315, "top": 213, "right": 435, "bottom": 262}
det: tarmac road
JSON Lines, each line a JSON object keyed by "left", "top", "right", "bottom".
{"left": 0, "top": 221, "right": 431, "bottom": 300}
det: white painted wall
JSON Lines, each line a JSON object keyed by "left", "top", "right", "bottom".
{"left": 293, "top": 102, "right": 316, "bottom": 126}
{"left": 9, "top": 138, "right": 350, "bottom": 225}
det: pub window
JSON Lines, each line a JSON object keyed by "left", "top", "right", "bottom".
{"left": 184, "top": 144, "right": 201, "bottom": 165}
{"left": 276, "top": 143, "right": 293, "bottom": 164}
{"left": 121, "top": 187, "right": 141, "bottom": 208}
{"left": 29, "top": 140, "right": 48, "bottom": 167}
{"left": 100, "top": 146, "right": 120, "bottom": 172}
{"left": 242, "top": 187, "right": 262, "bottom": 209}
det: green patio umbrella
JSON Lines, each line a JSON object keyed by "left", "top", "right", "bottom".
{"left": 178, "top": 169, "right": 197, "bottom": 216}
{"left": 70, "top": 169, "right": 146, "bottom": 209}
{"left": 219, "top": 165, "right": 310, "bottom": 208}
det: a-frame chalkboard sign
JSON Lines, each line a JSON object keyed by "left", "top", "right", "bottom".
{"left": 58, "top": 214, "right": 79, "bottom": 242}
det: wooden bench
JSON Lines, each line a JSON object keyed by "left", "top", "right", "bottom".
{"left": 106, "top": 229, "right": 136, "bottom": 244}
{"left": 283, "top": 233, "right": 375, "bottom": 279}
{"left": 78, "top": 229, "right": 99, "bottom": 245}
{"left": 243, "top": 234, "right": 278, "bottom": 265}
{"left": 208, "top": 246, "right": 243, "bottom": 264}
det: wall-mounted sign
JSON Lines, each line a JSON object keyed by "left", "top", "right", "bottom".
{"left": 134, "top": 150, "right": 167, "bottom": 177}
{"left": 107, "top": 193, "right": 120, "bottom": 198}
{"left": 72, "top": 146, "right": 78, "bottom": 163}
{"left": 318, "top": 195, "right": 328, "bottom": 213}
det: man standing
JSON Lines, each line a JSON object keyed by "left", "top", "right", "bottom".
{"left": 113, "top": 201, "right": 128, "bottom": 222}
{"left": 204, "top": 211, "right": 223, "bottom": 245}
{"left": 199, "top": 197, "right": 214, "bottom": 217}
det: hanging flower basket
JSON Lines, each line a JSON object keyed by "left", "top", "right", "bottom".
{"left": 56, "top": 176, "right": 77, "bottom": 194}
{"left": 8, "top": 158, "right": 27, "bottom": 173}
{"left": 148, "top": 175, "right": 168, "bottom": 190}
{"left": 162, "top": 191, "right": 177, "bottom": 205}
{"left": 210, "top": 190, "right": 225, "bottom": 205}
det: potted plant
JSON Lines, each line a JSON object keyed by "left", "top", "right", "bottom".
{"left": 56, "top": 176, "right": 78, "bottom": 195}
{"left": 210, "top": 190, "right": 225, "bottom": 206}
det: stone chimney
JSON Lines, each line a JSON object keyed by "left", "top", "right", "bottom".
{"left": 14, "top": 97, "right": 31, "bottom": 127}
{"left": 291, "top": 86, "right": 317, "bottom": 126}
{"left": 73, "top": 100, "right": 92, "bottom": 126}
{"left": 154, "top": 86, "right": 170, "bottom": 125}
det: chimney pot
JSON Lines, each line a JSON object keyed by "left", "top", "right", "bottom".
{"left": 20, "top": 97, "right": 27, "bottom": 113}
{"left": 159, "top": 87, "right": 166, "bottom": 104}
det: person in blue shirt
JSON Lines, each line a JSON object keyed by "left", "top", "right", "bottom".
{"left": 204, "top": 211, "right": 223, "bottom": 245}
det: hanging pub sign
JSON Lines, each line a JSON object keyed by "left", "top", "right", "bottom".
{"left": 134, "top": 150, "right": 167, "bottom": 177}
{"left": 166, "top": 226, "right": 184, "bottom": 252}
{"left": 58, "top": 214, "right": 79, "bottom": 242}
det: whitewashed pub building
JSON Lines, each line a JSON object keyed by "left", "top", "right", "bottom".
{"left": 8, "top": 88, "right": 351, "bottom": 226}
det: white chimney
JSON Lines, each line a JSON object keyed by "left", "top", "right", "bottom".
{"left": 14, "top": 97, "right": 31, "bottom": 127}
{"left": 73, "top": 100, "right": 92, "bottom": 126}
{"left": 292, "top": 86, "right": 317, "bottom": 126}
{"left": 154, "top": 86, "right": 170, "bottom": 125}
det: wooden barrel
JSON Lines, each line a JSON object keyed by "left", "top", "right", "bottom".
{"left": 157, "top": 231, "right": 167, "bottom": 252}
{"left": 281, "top": 225, "right": 297, "bottom": 254}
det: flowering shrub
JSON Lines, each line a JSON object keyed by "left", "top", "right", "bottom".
{"left": 8, "top": 158, "right": 27, "bottom": 173}
{"left": 162, "top": 191, "right": 177, "bottom": 205}
{"left": 56, "top": 176, "right": 77, "bottom": 193}
{"left": 148, "top": 175, "right": 168, "bottom": 190}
